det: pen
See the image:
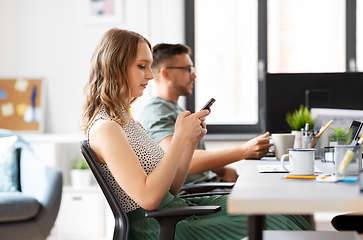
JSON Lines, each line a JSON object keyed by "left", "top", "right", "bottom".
{"left": 307, "top": 120, "right": 333, "bottom": 148}
{"left": 283, "top": 175, "right": 318, "bottom": 179}
{"left": 31, "top": 85, "right": 37, "bottom": 122}
{"left": 285, "top": 175, "right": 343, "bottom": 180}
{"left": 316, "top": 120, "right": 333, "bottom": 137}
{"left": 305, "top": 123, "right": 309, "bottom": 136}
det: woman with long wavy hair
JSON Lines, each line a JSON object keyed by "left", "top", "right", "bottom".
{"left": 80, "top": 28, "right": 313, "bottom": 239}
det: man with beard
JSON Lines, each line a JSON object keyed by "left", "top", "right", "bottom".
{"left": 139, "top": 43, "right": 271, "bottom": 184}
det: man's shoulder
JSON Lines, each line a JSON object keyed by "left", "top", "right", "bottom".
{"left": 143, "top": 96, "right": 169, "bottom": 107}
{"left": 142, "top": 97, "right": 181, "bottom": 115}
{"left": 139, "top": 97, "right": 179, "bottom": 143}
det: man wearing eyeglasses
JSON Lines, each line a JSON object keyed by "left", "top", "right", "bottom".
{"left": 139, "top": 43, "right": 271, "bottom": 184}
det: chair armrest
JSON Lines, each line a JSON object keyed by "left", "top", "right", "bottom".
{"left": 145, "top": 205, "right": 221, "bottom": 219}
{"left": 180, "top": 182, "right": 234, "bottom": 194}
{"left": 179, "top": 191, "right": 230, "bottom": 198}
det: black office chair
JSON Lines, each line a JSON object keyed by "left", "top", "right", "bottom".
{"left": 331, "top": 214, "right": 363, "bottom": 233}
{"left": 80, "top": 140, "right": 221, "bottom": 240}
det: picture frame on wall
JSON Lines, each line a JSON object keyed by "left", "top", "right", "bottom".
{"left": 84, "top": 0, "right": 123, "bottom": 24}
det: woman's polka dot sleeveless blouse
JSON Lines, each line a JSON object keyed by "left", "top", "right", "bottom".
{"left": 88, "top": 107, "right": 165, "bottom": 212}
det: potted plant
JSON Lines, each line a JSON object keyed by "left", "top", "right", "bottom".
{"left": 70, "top": 156, "right": 92, "bottom": 188}
{"left": 286, "top": 105, "right": 315, "bottom": 148}
{"left": 328, "top": 127, "right": 346, "bottom": 146}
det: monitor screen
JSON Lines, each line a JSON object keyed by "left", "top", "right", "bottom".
{"left": 264, "top": 72, "right": 363, "bottom": 133}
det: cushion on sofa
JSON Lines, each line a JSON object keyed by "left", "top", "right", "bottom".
{"left": 0, "top": 192, "right": 41, "bottom": 222}
{"left": 0, "top": 136, "right": 19, "bottom": 192}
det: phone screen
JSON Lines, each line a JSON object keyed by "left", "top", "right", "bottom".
{"left": 345, "top": 120, "right": 363, "bottom": 145}
{"left": 200, "top": 98, "right": 216, "bottom": 111}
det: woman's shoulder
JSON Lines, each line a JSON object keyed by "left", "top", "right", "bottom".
{"left": 89, "top": 118, "right": 129, "bottom": 151}
{"left": 89, "top": 118, "right": 130, "bottom": 164}
{"left": 90, "top": 118, "right": 122, "bottom": 137}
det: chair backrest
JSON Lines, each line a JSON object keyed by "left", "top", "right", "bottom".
{"left": 80, "top": 140, "right": 129, "bottom": 240}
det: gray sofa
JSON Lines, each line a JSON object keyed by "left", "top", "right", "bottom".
{"left": 0, "top": 129, "right": 63, "bottom": 240}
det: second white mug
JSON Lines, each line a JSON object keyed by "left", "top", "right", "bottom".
{"left": 271, "top": 133, "right": 295, "bottom": 160}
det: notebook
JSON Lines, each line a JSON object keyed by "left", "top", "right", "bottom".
{"left": 257, "top": 165, "right": 322, "bottom": 173}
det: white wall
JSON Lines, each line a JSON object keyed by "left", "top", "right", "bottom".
{"left": 0, "top": 0, "right": 185, "bottom": 134}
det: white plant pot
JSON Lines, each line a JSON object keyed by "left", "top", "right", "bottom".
{"left": 291, "top": 130, "right": 303, "bottom": 149}
{"left": 329, "top": 142, "right": 344, "bottom": 147}
{"left": 71, "top": 169, "right": 92, "bottom": 188}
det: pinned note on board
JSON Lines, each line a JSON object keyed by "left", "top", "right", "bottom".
{"left": 16, "top": 102, "right": 28, "bottom": 117}
{"left": 14, "top": 78, "right": 29, "bottom": 93}
{"left": 1, "top": 103, "right": 15, "bottom": 117}
{"left": 24, "top": 105, "right": 41, "bottom": 123}
{"left": 0, "top": 79, "right": 43, "bottom": 132}
{"left": 0, "top": 88, "right": 7, "bottom": 99}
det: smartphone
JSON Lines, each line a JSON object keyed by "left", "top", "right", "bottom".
{"left": 345, "top": 120, "right": 363, "bottom": 145}
{"left": 200, "top": 98, "right": 216, "bottom": 111}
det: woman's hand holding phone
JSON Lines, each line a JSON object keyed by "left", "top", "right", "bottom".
{"left": 200, "top": 98, "right": 215, "bottom": 111}
{"left": 174, "top": 111, "right": 207, "bottom": 143}
{"left": 174, "top": 98, "right": 214, "bottom": 145}
{"left": 190, "top": 98, "right": 215, "bottom": 143}
{"left": 198, "top": 98, "right": 215, "bottom": 121}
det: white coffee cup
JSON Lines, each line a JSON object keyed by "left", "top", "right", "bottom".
{"left": 281, "top": 148, "right": 316, "bottom": 175}
{"left": 271, "top": 134, "right": 295, "bottom": 160}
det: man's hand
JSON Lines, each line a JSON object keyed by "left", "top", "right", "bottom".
{"left": 238, "top": 132, "right": 271, "bottom": 159}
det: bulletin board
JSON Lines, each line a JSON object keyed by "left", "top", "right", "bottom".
{"left": 0, "top": 78, "right": 44, "bottom": 132}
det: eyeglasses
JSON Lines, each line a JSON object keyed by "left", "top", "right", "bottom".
{"left": 166, "top": 66, "right": 195, "bottom": 75}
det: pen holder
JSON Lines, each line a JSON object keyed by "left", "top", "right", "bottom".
{"left": 320, "top": 146, "right": 334, "bottom": 162}
{"left": 302, "top": 135, "right": 313, "bottom": 148}
{"left": 303, "top": 136, "right": 321, "bottom": 159}
{"left": 334, "top": 145, "right": 362, "bottom": 176}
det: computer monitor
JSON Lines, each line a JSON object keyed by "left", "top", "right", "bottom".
{"left": 264, "top": 72, "right": 363, "bottom": 133}
{"left": 310, "top": 108, "right": 363, "bottom": 149}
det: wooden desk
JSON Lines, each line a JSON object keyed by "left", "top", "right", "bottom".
{"left": 227, "top": 159, "right": 363, "bottom": 240}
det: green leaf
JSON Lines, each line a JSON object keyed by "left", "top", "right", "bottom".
{"left": 286, "top": 105, "right": 315, "bottom": 131}
{"left": 328, "top": 127, "right": 346, "bottom": 144}
{"left": 72, "top": 156, "right": 90, "bottom": 169}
